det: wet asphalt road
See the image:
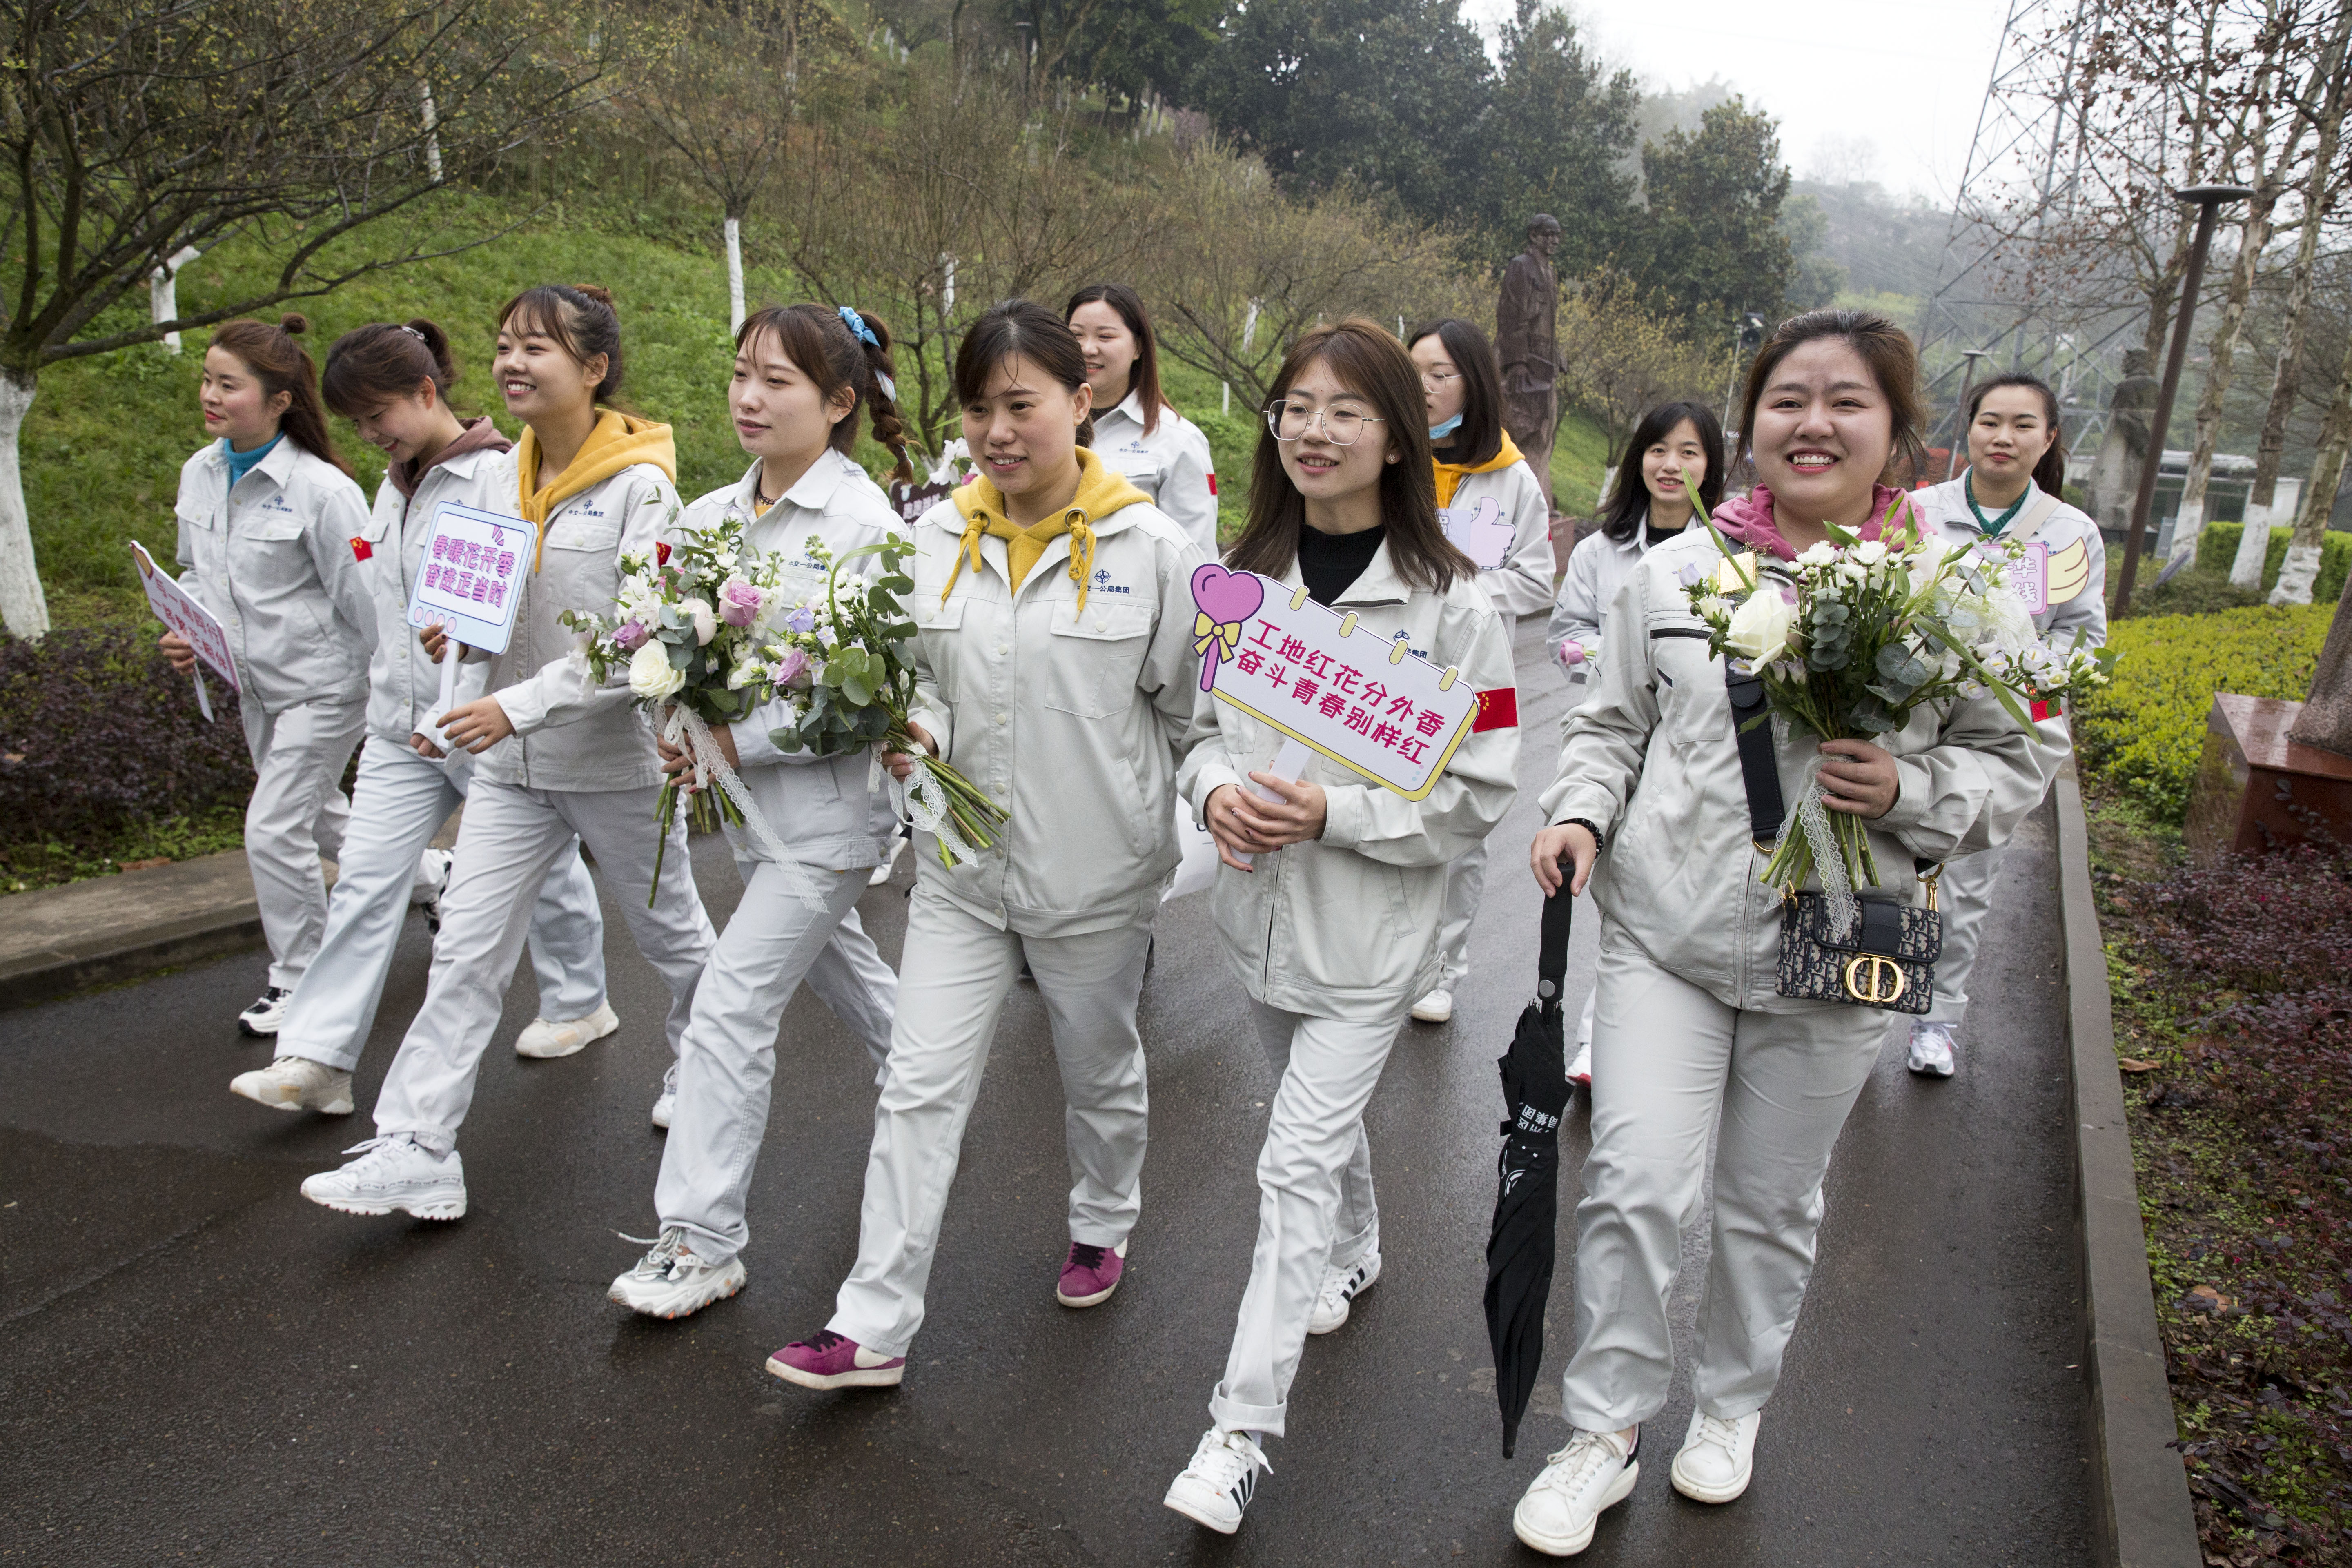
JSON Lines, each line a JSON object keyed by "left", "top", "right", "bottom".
{"left": 0, "top": 618, "right": 2088, "bottom": 1566}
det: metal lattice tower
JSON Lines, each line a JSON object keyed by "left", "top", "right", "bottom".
{"left": 1917, "top": 0, "right": 2118, "bottom": 462}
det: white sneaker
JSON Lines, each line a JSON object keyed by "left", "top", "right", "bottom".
{"left": 1907, "top": 1021, "right": 1957, "bottom": 1078}
{"left": 1568, "top": 1038, "right": 1592, "bottom": 1087}
{"left": 868, "top": 834, "right": 906, "bottom": 886}
{"left": 650, "top": 1060, "right": 678, "bottom": 1131}
{"left": 1163, "top": 1427, "right": 1270, "bottom": 1535}
{"left": 514, "top": 1001, "right": 620, "bottom": 1059}
{"left": 1513, "top": 1427, "right": 1639, "bottom": 1557}
{"left": 1410, "top": 988, "right": 1453, "bottom": 1024}
{"left": 609, "top": 1227, "right": 746, "bottom": 1319}
{"left": 413, "top": 847, "right": 454, "bottom": 932}
{"left": 1670, "top": 1408, "right": 1759, "bottom": 1503}
{"left": 237, "top": 988, "right": 291, "bottom": 1036}
{"left": 300, "top": 1136, "right": 466, "bottom": 1220}
{"left": 1307, "top": 1248, "right": 1382, "bottom": 1334}
{"left": 230, "top": 1056, "right": 354, "bottom": 1115}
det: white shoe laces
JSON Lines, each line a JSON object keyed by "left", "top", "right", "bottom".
{"left": 1192, "top": 1428, "right": 1270, "bottom": 1487}
{"left": 1535, "top": 1430, "right": 1626, "bottom": 1499}
{"left": 1690, "top": 1411, "right": 1742, "bottom": 1457}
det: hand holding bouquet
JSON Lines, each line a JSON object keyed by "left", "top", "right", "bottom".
{"left": 761, "top": 534, "right": 1008, "bottom": 868}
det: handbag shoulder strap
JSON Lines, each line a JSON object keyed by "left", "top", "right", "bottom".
{"left": 2000, "top": 486, "right": 2065, "bottom": 547}
{"left": 1724, "top": 665, "right": 1784, "bottom": 846}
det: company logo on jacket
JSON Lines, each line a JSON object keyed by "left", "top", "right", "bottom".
{"left": 1090, "top": 568, "right": 1132, "bottom": 596}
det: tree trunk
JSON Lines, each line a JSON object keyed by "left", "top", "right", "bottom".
{"left": 2170, "top": 192, "right": 2279, "bottom": 568}
{"left": 0, "top": 368, "right": 51, "bottom": 640}
{"left": 2270, "top": 328, "right": 2352, "bottom": 607}
{"left": 724, "top": 214, "right": 746, "bottom": 334}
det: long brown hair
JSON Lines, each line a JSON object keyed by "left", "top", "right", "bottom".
{"left": 1737, "top": 308, "right": 1926, "bottom": 482}
{"left": 1227, "top": 318, "right": 1472, "bottom": 593}
{"left": 1406, "top": 317, "right": 1505, "bottom": 467}
{"left": 497, "top": 284, "right": 627, "bottom": 407}
{"left": 1965, "top": 371, "right": 2066, "bottom": 497}
{"left": 735, "top": 303, "right": 913, "bottom": 486}
{"left": 954, "top": 301, "right": 1096, "bottom": 449}
{"left": 321, "top": 319, "right": 459, "bottom": 418}
{"left": 210, "top": 316, "right": 353, "bottom": 477}
{"left": 1064, "top": 283, "right": 1168, "bottom": 437}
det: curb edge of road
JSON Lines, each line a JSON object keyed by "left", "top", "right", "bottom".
{"left": 0, "top": 849, "right": 267, "bottom": 1013}
{"left": 2054, "top": 767, "right": 2203, "bottom": 1568}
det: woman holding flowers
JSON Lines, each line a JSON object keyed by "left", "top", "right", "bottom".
{"left": 230, "top": 318, "right": 612, "bottom": 1120}
{"left": 1507, "top": 311, "right": 2057, "bottom": 1556}
{"left": 163, "top": 315, "right": 375, "bottom": 1040}
{"left": 1903, "top": 371, "right": 2105, "bottom": 1078}
{"left": 607, "top": 303, "right": 913, "bottom": 1319}
{"left": 1161, "top": 319, "right": 1520, "bottom": 1536}
{"left": 765, "top": 300, "right": 1205, "bottom": 1390}
{"left": 302, "top": 285, "right": 715, "bottom": 1223}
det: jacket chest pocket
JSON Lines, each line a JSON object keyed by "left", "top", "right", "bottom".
{"left": 1042, "top": 602, "right": 1154, "bottom": 718}
{"left": 1648, "top": 622, "right": 1726, "bottom": 746}
{"left": 541, "top": 519, "right": 622, "bottom": 608}
{"left": 229, "top": 507, "right": 314, "bottom": 592}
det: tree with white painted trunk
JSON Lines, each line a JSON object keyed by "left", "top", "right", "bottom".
{"left": 621, "top": 0, "right": 851, "bottom": 335}
{"left": 0, "top": 0, "right": 616, "bottom": 639}
{"left": 2270, "top": 327, "right": 2352, "bottom": 607}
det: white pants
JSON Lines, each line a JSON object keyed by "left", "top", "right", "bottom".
{"left": 1209, "top": 998, "right": 1404, "bottom": 1439}
{"left": 654, "top": 864, "right": 884, "bottom": 1265}
{"left": 1558, "top": 931, "right": 1887, "bottom": 1432}
{"left": 372, "top": 778, "right": 715, "bottom": 1150}
{"left": 239, "top": 695, "right": 367, "bottom": 991}
{"left": 1922, "top": 844, "right": 2005, "bottom": 1028}
{"left": 1432, "top": 838, "right": 1487, "bottom": 989}
{"left": 808, "top": 904, "right": 900, "bottom": 1075}
{"left": 277, "top": 735, "right": 606, "bottom": 1073}
{"left": 829, "top": 886, "right": 1152, "bottom": 1357}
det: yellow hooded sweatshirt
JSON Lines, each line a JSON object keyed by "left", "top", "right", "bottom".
{"left": 514, "top": 410, "right": 679, "bottom": 570}
{"left": 1433, "top": 431, "right": 1525, "bottom": 509}
{"left": 941, "top": 448, "right": 1152, "bottom": 616}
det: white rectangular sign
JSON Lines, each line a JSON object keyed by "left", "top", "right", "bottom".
{"left": 405, "top": 501, "right": 529, "bottom": 654}
{"left": 131, "top": 540, "right": 237, "bottom": 692}
{"left": 1440, "top": 494, "right": 1515, "bottom": 572}
{"left": 1192, "top": 567, "right": 1482, "bottom": 801}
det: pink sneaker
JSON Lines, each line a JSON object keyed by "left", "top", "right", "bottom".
{"left": 765, "top": 1330, "right": 905, "bottom": 1390}
{"left": 1056, "top": 1238, "right": 1128, "bottom": 1307}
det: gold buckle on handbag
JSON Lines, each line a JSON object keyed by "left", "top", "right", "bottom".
{"left": 1917, "top": 861, "right": 1943, "bottom": 914}
{"left": 1843, "top": 953, "right": 1909, "bottom": 1005}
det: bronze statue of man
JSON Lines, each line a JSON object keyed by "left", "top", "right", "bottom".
{"left": 1496, "top": 214, "right": 1563, "bottom": 514}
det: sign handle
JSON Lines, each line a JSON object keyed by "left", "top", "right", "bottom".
{"left": 193, "top": 668, "right": 214, "bottom": 723}
{"left": 1233, "top": 737, "right": 1313, "bottom": 868}
{"left": 416, "top": 634, "right": 461, "bottom": 746}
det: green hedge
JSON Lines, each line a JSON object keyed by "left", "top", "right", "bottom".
{"left": 2194, "top": 523, "right": 2352, "bottom": 606}
{"left": 2072, "top": 602, "right": 2332, "bottom": 822}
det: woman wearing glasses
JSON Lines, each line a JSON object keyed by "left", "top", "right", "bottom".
{"left": 1402, "top": 317, "right": 1553, "bottom": 1026}
{"left": 1163, "top": 319, "right": 1519, "bottom": 1536}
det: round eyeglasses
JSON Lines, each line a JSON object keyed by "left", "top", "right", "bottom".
{"left": 1265, "top": 401, "right": 1386, "bottom": 446}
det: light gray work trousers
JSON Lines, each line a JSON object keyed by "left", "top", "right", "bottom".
{"left": 239, "top": 694, "right": 366, "bottom": 991}
{"left": 1432, "top": 837, "right": 1488, "bottom": 990}
{"left": 1922, "top": 844, "right": 2005, "bottom": 1029}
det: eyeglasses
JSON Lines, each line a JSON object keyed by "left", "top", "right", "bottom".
{"left": 1265, "top": 401, "right": 1385, "bottom": 446}
{"left": 1419, "top": 370, "right": 1461, "bottom": 390}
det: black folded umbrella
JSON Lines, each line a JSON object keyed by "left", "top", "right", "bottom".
{"left": 1484, "top": 883, "right": 1575, "bottom": 1459}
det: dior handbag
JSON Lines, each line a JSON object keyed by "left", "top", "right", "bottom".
{"left": 1725, "top": 667, "right": 1944, "bottom": 1015}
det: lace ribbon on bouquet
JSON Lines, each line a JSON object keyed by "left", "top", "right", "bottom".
{"left": 1784, "top": 751, "right": 1858, "bottom": 938}
{"left": 661, "top": 704, "right": 832, "bottom": 911}
{"left": 871, "top": 751, "right": 981, "bottom": 866}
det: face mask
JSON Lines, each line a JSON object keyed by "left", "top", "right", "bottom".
{"left": 1428, "top": 413, "right": 1463, "bottom": 440}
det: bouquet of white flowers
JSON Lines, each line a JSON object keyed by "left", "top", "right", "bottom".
{"left": 1683, "top": 490, "right": 2110, "bottom": 910}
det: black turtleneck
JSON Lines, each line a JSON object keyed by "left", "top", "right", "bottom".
{"left": 1297, "top": 523, "right": 1386, "bottom": 606}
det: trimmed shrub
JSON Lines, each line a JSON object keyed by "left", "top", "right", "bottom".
{"left": 0, "top": 626, "right": 255, "bottom": 851}
{"left": 2194, "top": 522, "right": 2352, "bottom": 606}
{"left": 2072, "top": 603, "right": 2331, "bottom": 823}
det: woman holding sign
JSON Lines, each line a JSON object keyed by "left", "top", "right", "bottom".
{"left": 163, "top": 315, "right": 375, "bottom": 1038}
{"left": 229, "top": 319, "right": 612, "bottom": 1119}
{"left": 763, "top": 301, "right": 1203, "bottom": 1391}
{"left": 302, "top": 285, "right": 716, "bottom": 1221}
{"left": 609, "top": 302, "right": 913, "bottom": 1319}
{"left": 1509, "top": 312, "right": 2051, "bottom": 1555}
{"left": 1401, "top": 318, "right": 1551, "bottom": 1028}
{"left": 1162, "top": 318, "right": 1519, "bottom": 1536}
{"left": 1904, "top": 372, "right": 2104, "bottom": 1079}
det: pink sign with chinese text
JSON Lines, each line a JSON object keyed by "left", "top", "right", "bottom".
{"left": 405, "top": 501, "right": 528, "bottom": 653}
{"left": 131, "top": 540, "right": 237, "bottom": 691}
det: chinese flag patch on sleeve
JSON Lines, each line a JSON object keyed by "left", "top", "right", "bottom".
{"left": 1207, "top": 472, "right": 1218, "bottom": 497}
{"left": 2029, "top": 698, "right": 2056, "bottom": 722}
{"left": 1472, "top": 687, "right": 1519, "bottom": 732}
{"left": 350, "top": 537, "right": 373, "bottom": 562}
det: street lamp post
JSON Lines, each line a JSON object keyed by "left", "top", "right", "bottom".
{"left": 1952, "top": 348, "right": 1993, "bottom": 483}
{"left": 2110, "top": 183, "right": 2255, "bottom": 617}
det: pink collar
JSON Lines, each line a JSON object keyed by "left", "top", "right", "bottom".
{"left": 1710, "top": 483, "right": 1916, "bottom": 560}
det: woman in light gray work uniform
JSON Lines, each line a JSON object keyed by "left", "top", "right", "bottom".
{"left": 608, "top": 302, "right": 911, "bottom": 1319}
{"left": 162, "top": 315, "right": 374, "bottom": 1040}
{"left": 301, "top": 284, "right": 716, "bottom": 1222}
{"left": 1401, "top": 317, "right": 1553, "bottom": 1028}
{"left": 1163, "top": 319, "right": 1519, "bottom": 1537}
{"left": 765, "top": 300, "right": 1204, "bottom": 1392}
{"left": 229, "top": 319, "right": 610, "bottom": 1119}
{"left": 1905, "top": 370, "right": 2104, "bottom": 1078}
{"left": 1540, "top": 399, "right": 1725, "bottom": 1084}
{"left": 1508, "top": 311, "right": 2057, "bottom": 1556}
{"left": 1067, "top": 283, "right": 1219, "bottom": 553}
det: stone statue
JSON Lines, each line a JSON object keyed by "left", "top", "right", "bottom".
{"left": 2087, "top": 348, "right": 2158, "bottom": 534}
{"left": 1496, "top": 214, "right": 1564, "bottom": 514}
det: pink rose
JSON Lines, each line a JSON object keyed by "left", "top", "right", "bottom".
{"left": 612, "top": 619, "right": 648, "bottom": 651}
{"left": 773, "top": 646, "right": 810, "bottom": 689}
{"left": 719, "top": 579, "right": 764, "bottom": 628}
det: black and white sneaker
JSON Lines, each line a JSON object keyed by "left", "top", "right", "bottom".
{"left": 237, "top": 988, "right": 292, "bottom": 1036}
{"left": 1164, "top": 1427, "right": 1270, "bottom": 1535}
{"left": 1307, "top": 1248, "right": 1381, "bottom": 1334}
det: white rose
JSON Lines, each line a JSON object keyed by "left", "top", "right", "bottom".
{"left": 1851, "top": 539, "right": 1888, "bottom": 566}
{"left": 1724, "top": 591, "right": 1797, "bottom": 666}
{"left": 679, "top": 597, "right": 718, "bottom": 646}
{"left": 628, "top": 639, "right": 686, "bottom": 700}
